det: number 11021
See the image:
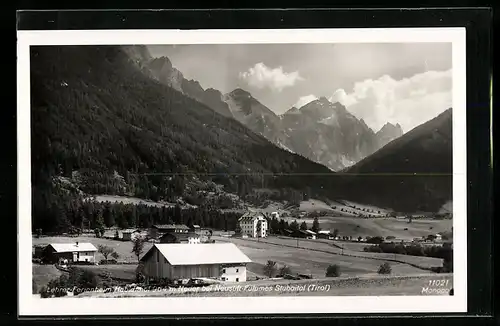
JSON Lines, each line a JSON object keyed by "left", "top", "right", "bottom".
{"left": 429, "top": 280, "right": 449, "bottom": 287}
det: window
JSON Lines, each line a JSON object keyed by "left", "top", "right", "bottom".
{"left": 236, "top": 269, "right": 239, "bottom": 272}
{"left": 157, "top": 251, "right": 159, "bottom": 262}
{"left": 222, "top": 269, "right": 226, "bottom": 273}
{"left": 236, "top": 278, "right": 239, "bottom": 282}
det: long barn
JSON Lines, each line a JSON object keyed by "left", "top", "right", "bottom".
{"left": 140, "top": 243, "right": 251, "bottom": 282}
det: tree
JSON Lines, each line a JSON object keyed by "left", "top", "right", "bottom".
{"left": 132, "top": 236, "right": 145, "bottom": 262}
{"left": 289, "top": 220, "right": 299, "bottom": 231}
{"left": 98, "top": 245, "right": 115, "bottom": 261}
{"left": 377, "top": 262, "right": 392, "bottom": 274}
{"left": 279, "top": 264, "right": 291, "bottom": 276}
{"left": 110, "top": 251, "right": 120, "bottom": 260}
{"left": 325, "top": 264, "right": 341, "bottom": 277}
{"left": 312, "top": 217, "right": 320, "bottom": 233}
{"left": 332, "top": 229, "right": 339, "bottom": 238}
{"left": 114, "top": 230, "right": 119, "bottom": 239}
{"left": 300, "top": 221, "right": 307, "bottom": 231}
{"left": 263, "top": 260, "right": 277, "bottom": 278}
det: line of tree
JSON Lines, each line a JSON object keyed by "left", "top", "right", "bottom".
{"left": 32, "top": 189, "right": 241, "bottom": 234}
{"left": 364, "top": 242, "right": 453, "bottom": 261}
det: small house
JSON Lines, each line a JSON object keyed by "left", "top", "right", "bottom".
{"left": 140, "top": 243, "right": 252, "bottom": 282}
{"left": 304, "top": 230, "right": 316, "bottom": 240}
{"left": 160, "top": 231, "right": 201, "bottom": 244}
{"left": 317, "top": 230, "right": 331, "bottom": 239}
{"left": 149, "top": 224, "right": 190, "bottom": 239}
{"left": 117, "top": 229, "right": 141, "bottom": 241}
{"left": 43, "top": 242, "right": 97, "bottom": 264}
{"left": 270, "top": 212, "right": 279, "bottom": 219}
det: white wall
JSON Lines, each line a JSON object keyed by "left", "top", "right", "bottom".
{"left": 73, "top": 251, "right": 96, "bottom": 263}
{"left": 220, "top": 265, "right": 246, "bottom": 282}
{"left": 240, "top": 216, "right": 268, "bottom": 238}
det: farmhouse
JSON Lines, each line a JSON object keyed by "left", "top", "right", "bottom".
{"left": 238, "top": 211, "right": 268, "bottom": 238}
{"left": 149, "top": 224, "right": 190, "bottom": 239}
{"left": 116, "top": 229, "right": 141, "bottom": 241}
{"left": 304, "top": 230, "right": 317, "bottom": 239}
{"left": 316, "top": 230, "right": 331, "bottom": 239}
{"left": 42, "top": 242, "right": 98, "bottom": 264}
{"left": 140, "top": 243, "right": 252, "bottom": 282}
{"left": 160, "top": 231, "right": 201, "bottom": 244}
{"left": 270, "top": 212, "right": 279, "bottom": 219}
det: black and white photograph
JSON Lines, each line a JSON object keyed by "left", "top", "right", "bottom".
{"left": 17, "top": 27, "right": 467, "bottom": 315}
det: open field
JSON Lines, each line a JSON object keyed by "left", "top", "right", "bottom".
{"left": 32, "top": 236, "right": 153, "bottom": 262}
{"left": 213, "top": 236, "right": 441, "bottom": 278}
{"left": 32, "top": 264, "right": 62, "bottom": 289}
{"left": 76, "top": 273, "right": 453, "bottom": 297}
{"left": 92, "top": 195, "right": 175, "bottom": 208}
{"left": 282, "top": 216, "right": 451, "bottom": 241}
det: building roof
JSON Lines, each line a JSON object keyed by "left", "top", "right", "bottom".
{"left": 152, "top": 224, "right": 190, "bottom": 230}
{"left": 160, "top": 232, "right": 199, "bottom": 242}
{"left": 192, "top": 225, "right": 201, "bottom": 228}
{"left": 120, "top": 229, "right": 140, "bottom": 234}
{"left": 48, "top": 243, "right": 97, "bottom": 253}
{"left": 142, "top": 243, "right": 252, "bottom": 265}
{"left": 238, "top": 211, "right": 265, "bottom": 222}
{"left": 317, "top": 230, "right": 330, "bottom": 234}
{"left": 304, "top": 230, "right": 317, "bottom": 235}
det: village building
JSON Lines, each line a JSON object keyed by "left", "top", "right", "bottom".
{"left": 42, "top": 242, "right": 98, "bottom": 264}
{"left": 270, "top": 211, "right": 279, "bottom": 219}
{"left": 316, "top": 230, "right": 331, "bottom": 239}
{"left": 159, "top": 231, "right": 201, "bottom": 244}
{"left": 148, "top": 224, "right": 190, "bottom": 239}
{"left": 116, "top": 229, "right": 141, "bottom": 241}
{"left": 304, "top": 230, "right": 317, "bottom": 239}
{"left": 238, "top": 211, "right": 268, "bottom": 238}
{"left": 140, "top": 243, "right": 252, "bottom": 282}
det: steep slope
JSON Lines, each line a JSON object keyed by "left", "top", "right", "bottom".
{"left": 280, "top": 97, "right": 380, "bottom": 170}
{"left": 340, "top": 109, "right": 452, "bottom": 212}
{"left": 376, "top": 122, "right": 404, "bottom": 149}
{"left": 223, "top": 88, "right": 285, "bottom": 145}
{"left": 144, "top": 56, "right": 233, "bottom": 118}
{"left": 30, "top": 45, "right": 337, "bottom": 209}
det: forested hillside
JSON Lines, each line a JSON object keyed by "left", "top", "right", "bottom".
{"left": 30, "top": 45, "right": 337, "bottom": 232}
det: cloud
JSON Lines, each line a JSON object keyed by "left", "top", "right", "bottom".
{"left": 239, "top": 62, "right": 304, "bottom": 92}
{"left": 329, "top": 69, "right": 452, "bottom": 132}
{"left": 293, "top": 95, "right": 318, "bottom": 108}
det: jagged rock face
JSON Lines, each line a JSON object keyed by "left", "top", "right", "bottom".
{"left": 376, "top": 122, "right": 404, "bottom": 148}
{"left": 280, "top": 98, "right": 380, "bottom": 171}
{"left": 122, "top": 46, "right": 404, "bottom": 171}
{"left": 146, "top": 56, "right": 184, "bottom": 92}
{"left": 223, "top": 89, "right": 285, "bottom": 145}
{"left": 142, "top": 56, "right": 233, "bottom": 118}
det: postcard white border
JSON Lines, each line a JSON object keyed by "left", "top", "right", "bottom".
{"left": 17, "top": 28, "right": 467, "bottom": 316}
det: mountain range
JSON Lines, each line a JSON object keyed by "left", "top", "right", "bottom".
{"left": 140, "top": 51, "right": 403, "bottom": 171}
{"left": 30, "top": 45, "right": 452, "bottom": 233}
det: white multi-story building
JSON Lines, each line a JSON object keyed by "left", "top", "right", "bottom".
{"left": 238, "top": 211, "right": 268, "bottom": 238}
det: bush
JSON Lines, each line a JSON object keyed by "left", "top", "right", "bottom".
{"left": 279, "top": 264, "right": 292, "bottom": 276}
{"left": 377, "top": 263, "right": 392, "bottom": 274}
{"left": 366, "top": 236, "right": 384, "bottom": 244}
{"left": 263, "top": 260, "right": 277, "bottom": 278}
{"left": 325, "top": 264, "right": 341, "bottom": 277}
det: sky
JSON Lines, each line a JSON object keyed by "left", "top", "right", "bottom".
{"left": 147, "top": 43, "right": 452, "bottom": 132}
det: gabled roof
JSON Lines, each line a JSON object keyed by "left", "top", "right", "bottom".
{"left": 152, "top": 224, "right": 190, "bottom": 230}
{"left": 48, "top": 243, "right": 97, "bottom": 253}
{"left": 160, "top": 231, "right": 199, "bottom": 241}
{"left": 304, "top": 230, "right": 317, "bottom": 235}
{"left": 119, "top": 229, "right": 140, "bottom": 234}
{"left": 141, "top": 243, "right": 252, "bottom": 265}
{"left": 238, "top": 211, "right": 265, "bottom": 222}
{"left": 317, "top": 230, "right": 330, "bottom": 234}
